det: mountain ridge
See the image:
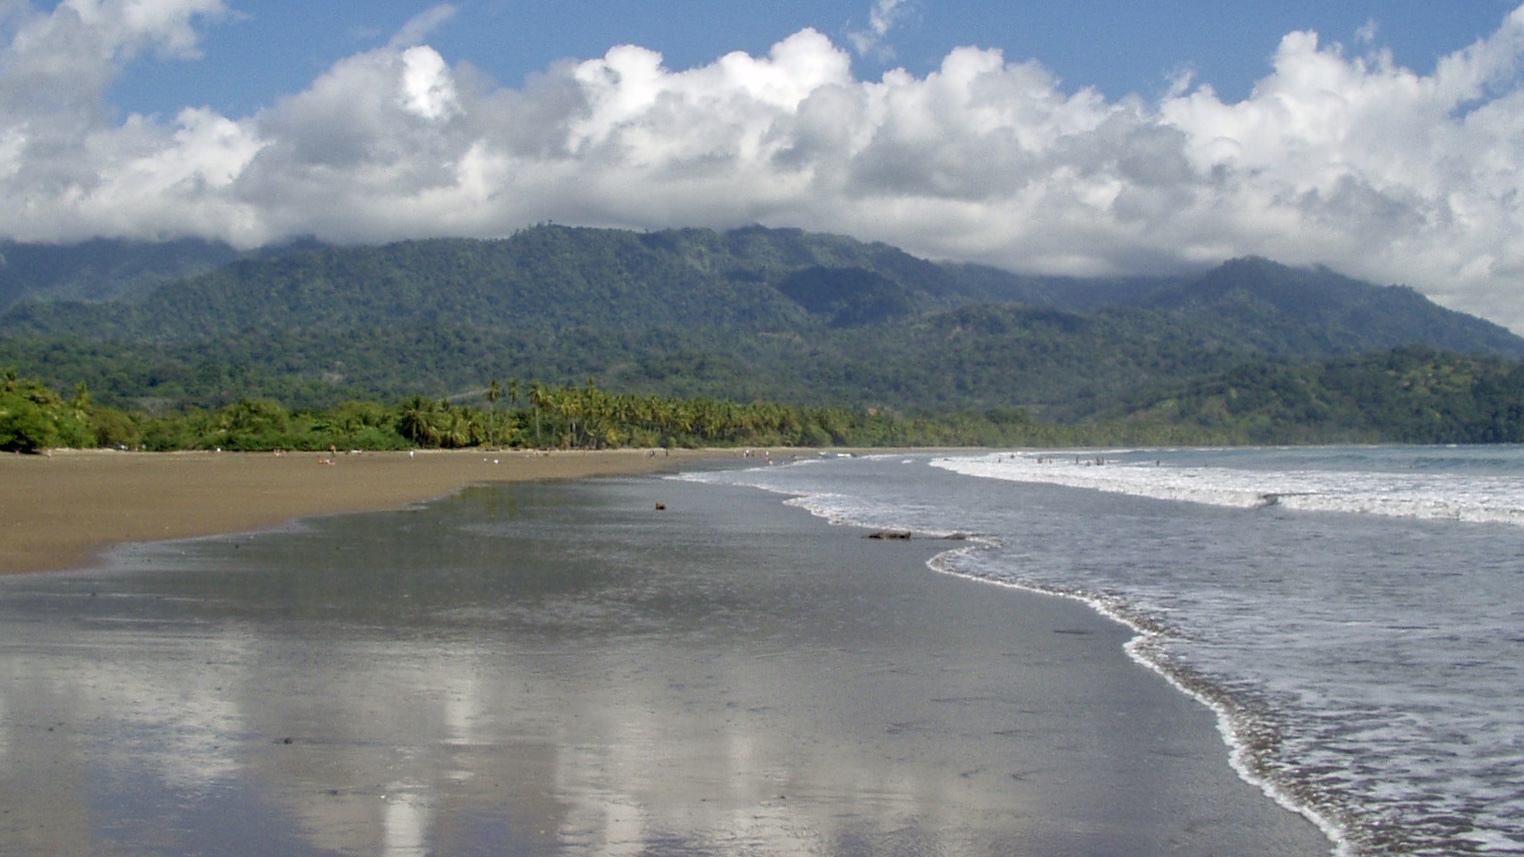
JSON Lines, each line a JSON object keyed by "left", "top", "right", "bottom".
{"left": 0, "top": 226, "right": 1520, "bottom": 417}
{"left": 2, "top": 225, "right": 1517, "bottom": 352}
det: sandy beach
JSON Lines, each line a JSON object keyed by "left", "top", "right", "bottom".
{"left": 0, "top": 447, "right": 732, "bottom": 575}
{"left": 0, "top": 468, "right": 1332, "bottom": 856}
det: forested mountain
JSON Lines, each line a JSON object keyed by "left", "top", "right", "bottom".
{"left": 1107, "top": 346, "right": 1524, "bottom": 444}
{"left": 0, "top": 227, "right": 964, "bottom": 339}
{"left": 3, "top": 225, "right": 1515, "bottom": 350}
{"left": 0, "top": 238, "right": 239, "bottom": 310}
{"left": 0, "top": 236, "right": 333, "bottom": 313}
{"left": 0, "top": 225, "right": 1520, "bottom": 427}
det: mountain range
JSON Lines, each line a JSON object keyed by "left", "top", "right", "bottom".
{"left": 0, "top": 225, "right": 1520, "bottom": 423}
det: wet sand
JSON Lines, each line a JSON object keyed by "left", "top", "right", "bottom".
{"left": 0, "top": 447, "right": 733, "bottom": 575}
{"left": 0, "top": 471, "right": 1333, "bottom": 856}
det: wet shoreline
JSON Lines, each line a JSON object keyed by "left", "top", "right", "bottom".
{"left": 0, "top": 468, "right": 1331, "bottom": 856}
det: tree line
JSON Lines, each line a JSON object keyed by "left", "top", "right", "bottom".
{"left": 8, "top": 346, "right": 1524, "bottom": 455}
{"left": 2, "top": 371, "right": 1177, "bottom": 454}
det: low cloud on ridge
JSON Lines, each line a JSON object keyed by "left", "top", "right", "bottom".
{"left": 3, "top": 1, "right": 1524, "bottom": 330}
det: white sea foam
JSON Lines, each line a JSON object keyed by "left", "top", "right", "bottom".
{"left": 931, "top": 449, "right": 1524, "bottom": 526}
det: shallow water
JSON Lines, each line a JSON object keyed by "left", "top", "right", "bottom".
{"left": 692, "top": 447, "right": 1524, "bottom": 855}
{"left": 0, "top": 469, "right": 1325, "bottom": 856}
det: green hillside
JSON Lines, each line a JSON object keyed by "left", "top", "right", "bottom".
{"left": 0, "top": 238, "right": 240, "bottom": 310}
{"left": 0, "top": 226, "right": 968, "bottom": 340}
{"left": 1, "top": 225, "right": 1521, "bottom": 444}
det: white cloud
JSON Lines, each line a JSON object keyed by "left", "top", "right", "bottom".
{"left": 1356, "top": 18, "right": 1378, "bottom": 46}
{"left": 1, "top": 3, "right": 1524, "bottom": 330}
{"left": 389, "top": 3, "right": 455, "bottom": 49}
{"left": 399, "top": 44, "right": 460, "bottom": 121}
{"left": 849, "top": 0, "right": 914, "bottom": 60}
{"left": 41, "top": 0, "right": 227, "bottom": 59}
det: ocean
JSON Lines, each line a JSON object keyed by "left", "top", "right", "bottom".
{"left": 687, "top": 446, "right": 1524, "bottom": 855}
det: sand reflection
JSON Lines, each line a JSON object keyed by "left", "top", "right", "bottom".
{"left": 0, "top": 601, "right": 1033, "bottom": 855}
{"left": 0, "top": 474, "right": 1330, "bottom": 856}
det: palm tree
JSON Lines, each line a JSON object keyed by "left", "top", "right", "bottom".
{"left": 441, "top": 407, "right": 473, "bottom": 448}
{"left": 397, "top": 395, "right": 443, "bottom": 446}
{"left": 486, "top": 378, "right": 503, "bottom": 447}
{"left": 554, "top": 388, "right": 582, "bottom": 448}
{"left": 528, "top": 381, "right": 546, "bottom": 447}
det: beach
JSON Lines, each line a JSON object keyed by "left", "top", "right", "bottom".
{"left": 0, "top": 447, "right": 730, "bottom": 576}
{"left": 0, "top": 468, "right": 1331, "bottom": 856}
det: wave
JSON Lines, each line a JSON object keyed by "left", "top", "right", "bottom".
{"left": 925, "top": 548, "right": 1355, "bottom": 856}
{"left": 685, "top": 452, "right": 1524, "bottom": 854}
{"left": 931, "top": 451, "right": 1524, "bottom": 527}
{"left": 677, "top": 459, "right": 1352, "bottom": 854}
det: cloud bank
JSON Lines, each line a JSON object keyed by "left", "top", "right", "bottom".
{"left": 2, "top": 1, "right": 1524, "bottom": 329}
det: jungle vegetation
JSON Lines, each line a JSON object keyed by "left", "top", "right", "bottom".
{"left": 6, "top": 346, "right": 1524, "bottom": 454}
{"left": 3, "top": 227, "right": 1522, "bottom": 452}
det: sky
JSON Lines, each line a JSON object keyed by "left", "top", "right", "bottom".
{"left": 4, "top": 2, "right": 1524, "bottom": 330}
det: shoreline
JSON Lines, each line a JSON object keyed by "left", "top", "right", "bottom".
{"left": 0, "top": 469, "right": 1328, "bottom": 847}
{"left": 934, "top": 562, "right": 1346, "bottom": 852}
{"left": 0, "top": 452, "right": 1338, "bottom": 855}
{"left": 0, "top": 447, "right": 747, "bottom": 576}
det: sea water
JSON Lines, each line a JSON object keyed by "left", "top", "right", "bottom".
{"left": 687, "top": 446, "right": 1524, "bottom": 856}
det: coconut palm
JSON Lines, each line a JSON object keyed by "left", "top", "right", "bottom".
{"left": 397, "top": 395, "right": 443, "bottom": 446}
{"left": 527, "top": 381, "right": 546, "bottom": 446}
{"left": 486, "top": 378, "right": 503, "bottom": 446}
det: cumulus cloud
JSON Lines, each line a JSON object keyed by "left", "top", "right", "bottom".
{"left": 1, "top": 3, "right": 1524, "bottom": 330}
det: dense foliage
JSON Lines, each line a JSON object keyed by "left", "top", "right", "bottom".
{"left": 1117, "top": 347, "right": 1524, "bottom": 444}
{"left": 7, "top": 346, "right": 1524, "bottom": 455}
{"left": 0, "top": 371, "right": 1118, "bottom": 454}
{"left": 2, "top": 298, "right": 1517, "bottom": 425}
{"left": 2, "top": 227, "right": 1522, "bottom": 448}
{"left": 1, "top": 228, "right": 1521, "bottom": 419}
{"left": 0, "top": 369, "right": 95, "bottom": 452}
{"left": 0, "top": 237, "right": 241, "bottom": 312}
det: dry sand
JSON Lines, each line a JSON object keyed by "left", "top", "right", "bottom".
{"left": 0, "top": 447, "right": 736, "bottom": 575}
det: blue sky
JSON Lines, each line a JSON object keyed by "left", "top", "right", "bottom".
{"left": 110, "top": 1, "right": 1517, "bottom": 116}
{"left": 6, "top": 1, "right": 1524, "bottom": 329}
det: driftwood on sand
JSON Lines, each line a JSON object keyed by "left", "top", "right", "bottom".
{"left": 862, "top": 531, "right": 972, "bottom": 541}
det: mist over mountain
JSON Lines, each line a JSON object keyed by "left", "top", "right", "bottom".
{"left": 0, "top": 225, "right": 1519, "bottom": 421}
